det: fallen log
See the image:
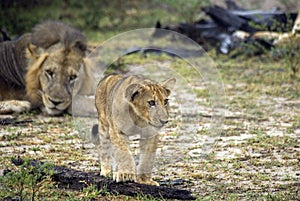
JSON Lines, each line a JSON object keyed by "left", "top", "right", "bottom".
{"left": 203, "top": 5, "right": 256, "bottom": 33}
{"left": 251, "top": 31, "right": 300, "bottom": 45}
{"left": 11, "top": 157, "right": 196, "bottom": 200}
{"left": 224, "top": 0, "right": 246, "bottom": 11}
{"left": 155, "top": 1, "right": 299, "bottom": 55}
{"left": 233, "top": 11, "right": 300, "bottom": 46}
{"left": 154, "top": 20, "right": 234, "bottom": 54}
{"left": 204, "top": 5, "right": 297, "bottom": 33}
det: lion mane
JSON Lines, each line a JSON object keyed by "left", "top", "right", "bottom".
{"left": 0, "top": 21, "right": 93, "bottom": 115}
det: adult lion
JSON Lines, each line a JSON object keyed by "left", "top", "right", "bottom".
{"left": 0, "top": 21, "right": 93, "bottom": 115}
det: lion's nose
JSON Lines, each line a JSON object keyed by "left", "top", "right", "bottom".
{"left": 160, "top": 119, "right": 168, "bottom": 125}
{"left": 48, "top": 97, "right": 64, "bottom": 106}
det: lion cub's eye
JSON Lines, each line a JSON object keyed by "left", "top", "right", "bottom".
{"left": 148, "top": 100, "right": 156, "bottom": 107}
{"left": 69, "top": 74, "right": 77, "bottom": 82}
{"left": 45, "top": 70, "right": 54, "bottom": 79}
{"left": 164, "top": 99, "right": 169, "bottom": 106}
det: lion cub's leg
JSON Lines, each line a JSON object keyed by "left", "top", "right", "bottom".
{"left": 137, "top": 134, "right": 159, "bottom": 186}
{"left": 110, "top": 128, "right": 136, "bottom": 182}
{"left": 98, "top": 125, "right": 113, "bottom": 177}
{"left": 0, "top": 100, "right": 31, "bottom": 114}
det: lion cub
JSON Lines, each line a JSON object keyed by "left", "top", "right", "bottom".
{"left": 93, "top": 74, "right": 176, "bottom": 186}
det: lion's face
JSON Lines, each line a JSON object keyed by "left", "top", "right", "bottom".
{"left": 38, "top": 52, "right": 84, "bottom": 115}
{"left": 128, "top": 79, "right": 176, "bottom": 129}
{"left": 25, "top": 43, "right": 91, "bottom": 116}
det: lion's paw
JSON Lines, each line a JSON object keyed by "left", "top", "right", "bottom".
{"left": 136, "top": 174, "right": 159, "bottom": 186}
{"left": 113, "top": 171, "right": 136, "bottom": 182}
{"left": 0, "top": 100, "right": 31, "bottom": 113}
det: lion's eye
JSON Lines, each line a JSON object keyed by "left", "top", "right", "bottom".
{"left": 69, "top": 74, "right": 77, "bottom": 82}
{"left": 45, "top": 70, "right": 54, "bottom": 79}
{"left": 148, "top": 100, "right": 156, "bottom": 107}
{"left": 164, "top": 99, "right": 169, "bottom": 106}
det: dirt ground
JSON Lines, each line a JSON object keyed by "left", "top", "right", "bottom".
{"left": 0, "top": 53, "right": 299, "bottom": 200}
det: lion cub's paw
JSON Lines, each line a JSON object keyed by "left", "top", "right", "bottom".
{"left": 113, "top": 171, "right": 136, "bottom": 182}
{"left": 137, "top": 179, "right": 159, "bottom": 186}
{"left": 137, "top": 174, "right": 159, "bottom": 186}
{"left": 0, "top": 100, "right": 31, "bottom": 113}
{"left": 100, "top": 165, "right": 111, "bottom": 177}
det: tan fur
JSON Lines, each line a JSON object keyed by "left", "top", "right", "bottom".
{"left": 25, "top": 51, "right": 48, "bottom": 106}
{"left": 0, "top": 21, "right": 93, "bottom": 115}
{"left": 94, "top": 74, "right": 176, "bottom": 186}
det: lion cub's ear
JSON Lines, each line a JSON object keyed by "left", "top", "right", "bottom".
{"left": 161, "top": 78, "right": 176, "bottom": 95}
{"left": 125, "top": 84, "right": 141, "bottom": 102}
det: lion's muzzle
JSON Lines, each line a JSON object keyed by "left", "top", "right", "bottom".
{"left": 48, "top": 97, "right": 64, "bottom": 106}
{"left": 42, "top": 94, "right": 71, "bottom": 115}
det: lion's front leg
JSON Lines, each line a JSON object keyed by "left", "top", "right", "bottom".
{"left": 137, "top": 134, "right": 159, "bottom": 186}
{"left": 0, "top": 100, "right": 31, "bottom": 114}
{"left": 110, "top": 129, "right": 136, "bottom": 182}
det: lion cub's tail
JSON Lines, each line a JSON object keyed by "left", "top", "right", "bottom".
{"left": 91, "top": 124, "right": 100, "bottom": 145}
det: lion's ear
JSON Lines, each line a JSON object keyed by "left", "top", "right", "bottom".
{"left": 67, "top": 40, "right": 87, "bottom": 57}
{"left": 27, "top": 44, "right": 38, "bottom": 58}
{"left": 73, "top": 40, "right": 87, "bottom": 53}
{"left": 161, "top": 78, "right": 176, "bottom": 95}
{"left": 26, "top": 43, "right": 44, "bottom": 59}
{"left": 125, "top": 84, "right": 141, "bottom": 102}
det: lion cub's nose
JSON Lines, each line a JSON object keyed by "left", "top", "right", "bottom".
{"left": 48, "top": 97, "right": 64, "bottom": 106}
{"left": 160, "top": 119, "right": 168, "bottom": 125}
